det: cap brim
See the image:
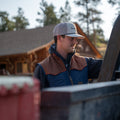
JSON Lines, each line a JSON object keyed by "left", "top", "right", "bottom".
{"left": 66, "top": 34, "right": 85, "bottom": 39}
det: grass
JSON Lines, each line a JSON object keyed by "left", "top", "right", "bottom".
{"left": 96, "top": 42, "right": 107, "bottom": 57}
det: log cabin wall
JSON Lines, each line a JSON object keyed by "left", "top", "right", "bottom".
{"left": 0, "top": 56, "right": 15, "bottom": 74}
{"left": 0, "top": 54, "right": 30, "bottom": 75}
{"left": 0, "top": 44, "right": 52, "bottom": 75}
{"left": 31, "top": 43, "right": 52, "bottom": 72}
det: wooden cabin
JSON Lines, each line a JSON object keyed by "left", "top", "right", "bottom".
{"left": 0, "top": 23, "right": 102, "bottom": 75}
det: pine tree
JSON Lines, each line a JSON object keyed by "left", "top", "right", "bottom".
{"left": 36, "top": 0, "right": 60, "bottom": 27}
{"left": 74, "top": 0, "right": 103, "bottom": 45}
{"left": 0, "top": 11, "right": 14, "bottom": 32}
{"left": 108, "top": 0, "right": 120, "bottom": 14}
{"left": 74, "top": 0, "right": 101, "bottom": 34}
{"left": 13, "top": 8, "right": 29, "bottom": 30}
{"left": 59, "top": 0, "right": 71, "bottom": 22}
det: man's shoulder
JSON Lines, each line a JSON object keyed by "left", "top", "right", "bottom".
{"left": 38, "top": 54, "right": 66, "bottom": 75}
{"left": 71, "top": 54, "right": 87, "bottom": 70}
{"left": 73, "top": 54, "right": 86, "bottom": 61}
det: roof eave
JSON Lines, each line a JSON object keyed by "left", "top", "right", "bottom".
{"left": 27, "top": 40, "right": 54, "bottom": 54}
{"left": 0, "top": 53, "right": 27, "bottom": 58}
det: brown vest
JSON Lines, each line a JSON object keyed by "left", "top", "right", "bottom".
{"left": 40, "top": 53, "right": 87, "bottom": 75}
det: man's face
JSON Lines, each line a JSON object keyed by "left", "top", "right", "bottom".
{"left": 60, "top": 36, "right": 78, "bottom": 54}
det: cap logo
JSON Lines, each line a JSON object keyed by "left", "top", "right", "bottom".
{"left": 71, "top": 27, "right": 75, "bottom": 30}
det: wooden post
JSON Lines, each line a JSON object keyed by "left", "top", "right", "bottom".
{"left": 98, "top": 15, "right": 120, "bottom": 82}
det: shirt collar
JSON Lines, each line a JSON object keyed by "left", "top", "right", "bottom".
{"left": 49, "top": 44, "right": 74, "bottom": 65}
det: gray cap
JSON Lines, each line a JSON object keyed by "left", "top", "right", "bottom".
{"left": 53, "top": 22, "right": 84, "bottom": 38}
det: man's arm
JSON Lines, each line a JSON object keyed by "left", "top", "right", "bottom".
{"left": 34, "top": 64, "right": 49, "bottom": 89}
{"left": 86, "top": 58, "right": 103, "bottom": 79}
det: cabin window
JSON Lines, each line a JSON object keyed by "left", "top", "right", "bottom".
{"left": 17, "top": 62, "right": 22, "bottom": 73}
{"left": 16, "top": 61, "right": 28, "bottom": 74}
{"left": 0, "top": 63, "right": 6, "bottom": 75}
{"left": 23, "top": 62, "right": 28, "bottom": 73}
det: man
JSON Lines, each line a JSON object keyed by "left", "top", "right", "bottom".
{"left": 34, "top": 22, "right": 102, "bottom": 89}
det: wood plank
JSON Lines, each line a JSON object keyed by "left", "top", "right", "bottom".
{"left": 98, "top": 15, "right": 120, "bottom": 82}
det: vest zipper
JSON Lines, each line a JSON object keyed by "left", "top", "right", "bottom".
{"left": 66, "top": 63, "right": 73, "bottom": 85}
{"left": 67, "top": 67, "right": 73, "bottom": 85}
{"left": 69, "top": 74, "right": 73, "bottom": 85}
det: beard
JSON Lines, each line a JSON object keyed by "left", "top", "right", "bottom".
{"left": 68, "top": 45, "right": 76, "bottom": 54}
{"left": 71, "top": 44, "right": 76, "bottom": 52}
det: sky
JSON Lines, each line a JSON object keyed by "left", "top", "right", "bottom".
{"left": 0, "top": 0, "right": 118, "bottom": 40}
